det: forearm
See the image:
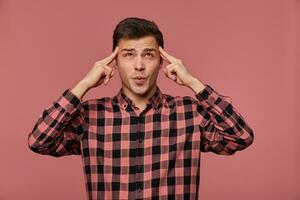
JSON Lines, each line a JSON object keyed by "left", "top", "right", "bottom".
{"left": 28, "top": 88, "right": 83, "bottom": 156}
{"left": 71, "top": 81, "right": 90, "bottom": 101}
{"left": 187, "top": 77, "right": 207, "bottom": 94}
{"left": 195, "top": 84, "right": 254, "bottom": 155}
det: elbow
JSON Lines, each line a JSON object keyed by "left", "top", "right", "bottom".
{"left": 28, "top": 132, "right": 37, "bottom": 151}
{"left": 27, "top": 132, "right": 52, "bottom": 155}
{"left": 28, "top": 141, "right": 61, "bottom": 157}
{"left": 214, "top": 149, "right": 236, "bottom": 155}
{"left": 27, "top": 132, "right": 66, "bottom": 157}
{"left": 236, "top": 129, "right": 255, "bottom": 152}
{"left": 28, "top": 144, "right": 42, "bottom": 155}
{"left": 245, "top": 129, "right": 254, "bottom": 148}
{"left": 27, "top": 123, "right": 44, "bottom": 154}
{"left": 27, "top": 133, "right": 42, "bottom": 154}
{"left": 219, "top": 129, "right": 254, "bottom": 155}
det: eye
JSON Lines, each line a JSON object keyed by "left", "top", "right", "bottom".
{"left": 145, "top": 53, "right": 154, "bottom": 57}
{"left": 124, "top": 53, "right": 133, "bottom": 57}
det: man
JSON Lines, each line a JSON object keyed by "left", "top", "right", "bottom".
{"left": 28, "top": 17, "right": 254, "bottom": 200}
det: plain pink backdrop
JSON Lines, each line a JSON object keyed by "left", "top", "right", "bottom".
{"left": 0, "top": 0, "right": 299, "bottom": 199}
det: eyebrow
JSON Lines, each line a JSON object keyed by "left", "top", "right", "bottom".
{"left": 120, "top": 48, "right": 156, "bottom": 52}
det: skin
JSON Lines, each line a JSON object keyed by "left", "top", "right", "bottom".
{"left": 114, "top": 35, "right": 163, "bottom": 110}
{"left": 72, "top": 35, "right": 206, "bottom": 113}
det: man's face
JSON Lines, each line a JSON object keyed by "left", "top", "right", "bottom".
{"left": 114, "top": 35, "right": 162, "bottom": 98}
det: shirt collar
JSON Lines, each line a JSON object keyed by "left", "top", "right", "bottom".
{"left": 114, "top": 86, "right": 166, "bottom": 110}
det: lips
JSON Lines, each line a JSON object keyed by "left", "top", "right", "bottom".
{"left": 133, "top": 76, "right": 146, "bottom": 85}
{"left": 133, "top": 76, "right": 146, "bottom": 79}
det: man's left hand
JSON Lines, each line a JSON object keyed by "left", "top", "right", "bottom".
{"left": 159, "top": 46, "right": 207, "bottom": 94}
{"left": 159, "top": 46, "right": 196, "bottom": 87}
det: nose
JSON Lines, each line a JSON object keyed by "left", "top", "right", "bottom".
{"left": 135, "top": 55, "right": 145, "bottom": 71}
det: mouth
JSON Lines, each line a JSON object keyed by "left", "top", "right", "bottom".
{"left": 133, "top": 76, "right": 147, "bottom": 85}
{"left": 133, "top": 75, "right": 147, "bottom": 79}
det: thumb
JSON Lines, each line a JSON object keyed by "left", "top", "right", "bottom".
{"left": 104, "top": 75, "right": 110, "bottom": 85}
{"left": 104, "top": 71, "right": 114, "bottom": 85}
{"left": 163, "top": 68, "right": 168, "bottom": 76}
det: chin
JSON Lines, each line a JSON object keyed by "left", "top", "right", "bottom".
{"left": 131, "top": 85, "right": 148, "bottom": 95}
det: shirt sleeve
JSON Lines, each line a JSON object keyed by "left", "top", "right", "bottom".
{"left": 27, "top": 88, "right": 85, "bottom": 157}
{"left": 195, "top": 83, "right": 254, "bottom": 155}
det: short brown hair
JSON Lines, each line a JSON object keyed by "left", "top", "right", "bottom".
{"left": 112, "top": 17, "right": 164, "bottom": 63}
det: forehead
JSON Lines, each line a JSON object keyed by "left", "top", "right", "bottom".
{"left": 118, "top": 36, "right": 158, "bottom": 52}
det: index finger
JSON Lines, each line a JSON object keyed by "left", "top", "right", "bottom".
{"left": 159, "top": 46, "right": 177, "bottom": 63}
{"left": 103, "top": 46, "right": 119, "bottom": 65}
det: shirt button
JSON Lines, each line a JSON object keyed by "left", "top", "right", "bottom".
{"left": 202, "top": 91, "right": 209, "bottom": 99}
{"left": 137, "top": 182, "right": 143, "bottom": 191}
{"left": 138, "top": 137, "right": 143, "bottom": 143}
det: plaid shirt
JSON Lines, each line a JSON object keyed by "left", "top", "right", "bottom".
{"left": 28, "top": 83, "right": 254, "bottom": 200}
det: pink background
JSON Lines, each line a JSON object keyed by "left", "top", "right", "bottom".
{"left": 0, "top": 0, "right": 299, "bottom": 199}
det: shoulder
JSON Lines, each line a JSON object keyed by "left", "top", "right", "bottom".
{"left": 81, "top": 97, "right": 113, "bottom": 111}
{"left": 163, "top": 93, "right": 199, "bottom": 109}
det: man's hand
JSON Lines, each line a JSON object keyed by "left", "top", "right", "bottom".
{"left": 159, "top": 46, "right": 206, "bottom": 93}
{"left": 71, "top": 46, "right": 119, "bottom": 100}
{"left": 81, "top": 46, "right": 119, "bottom": 89}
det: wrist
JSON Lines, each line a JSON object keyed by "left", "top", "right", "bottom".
{"left": 71, "top": 81, "right": 90, "bottom": 100}
{"left": 77, "top": 80, "right": 91, "bottom": 91}
{"left": 188, "top": 77, "right": 206, "bottom": 94}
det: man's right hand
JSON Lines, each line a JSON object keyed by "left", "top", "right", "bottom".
{"left": 82, "top": 46, "right": 119, "bottom": 89}
{"left": 71, "top": 46, "right": 119, "bottom": 100}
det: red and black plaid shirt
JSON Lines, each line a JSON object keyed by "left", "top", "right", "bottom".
{"left": 28, "top": 83, "right": 254, "bottom": 200}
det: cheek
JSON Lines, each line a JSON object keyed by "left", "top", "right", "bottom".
{"left": 116, "top": 65, "right": 131, "bottom": 81}
{"left": 116, "top": 60, "right": 129, "bottom": 73}
{"left": 149, "top": 67, "right": 160, "bottom": 80}
{"left": 117, "top": 58, "right": 132, "bottom": 69}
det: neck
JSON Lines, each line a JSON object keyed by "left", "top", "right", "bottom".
{"left": 122, "top": 85, "right": 157, "bottom": 109}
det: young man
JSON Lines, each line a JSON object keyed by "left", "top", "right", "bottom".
{"left": 28, "top": 17, "right": 254, "bottom": 200}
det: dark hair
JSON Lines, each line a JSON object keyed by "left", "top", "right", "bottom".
{"left": 112, "top": 17, "right": 164, "bottom": 63}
